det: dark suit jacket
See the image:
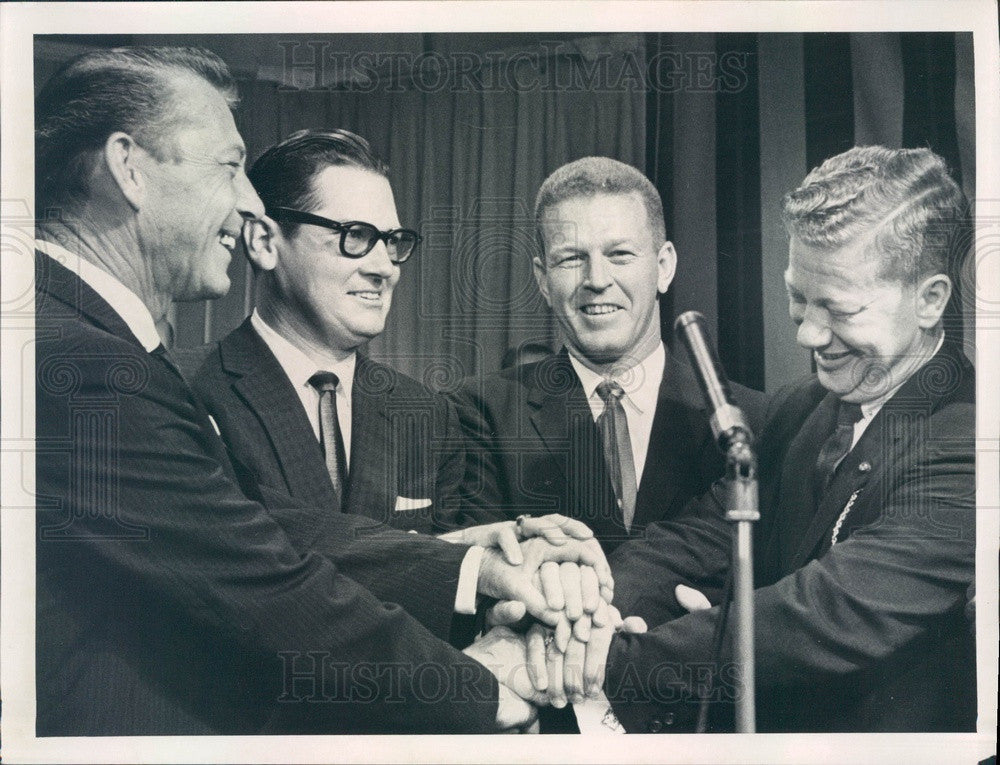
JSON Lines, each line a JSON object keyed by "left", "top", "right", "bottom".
{"left": 177, "top": 318, "right": 464, "bottom": 537}
{"left": 34, "top": 251, "right": 499, "bottom": 735}
{"left": 449, "top": 346, "right": 765, "bottom": 551}
{"left": 606, "top": 340, "right": 976, "bottom": 732}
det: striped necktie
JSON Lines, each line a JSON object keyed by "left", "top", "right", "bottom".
{"left": 309, "top": 371, "right": 348, "bottom": 510}
{"left": 813, "top": 400, "right": 864, "bottom": 499}
{"left": 596, "top": 380, "right": 638, "bottom": 532}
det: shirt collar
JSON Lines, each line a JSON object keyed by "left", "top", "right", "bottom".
{"left": 250, "top": 309, "right": 355, "bottom": 400}
{"left": 36, "top": 238, "right": 160, "bottom": 352}
{"left": 568, "top": 343, "right": 665, "bottom": 415}
{"left": 858, "top": 332, "right": 946, "bottom": 421}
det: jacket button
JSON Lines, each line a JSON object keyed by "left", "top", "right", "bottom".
{"left": 858, "top": 461, "right": 872, "bottom": 473}
{"left": 648, "top": 718, "right": 663, "bottom": 733}
{"left": 663, "top": 711, "right": 675, "bottom": 725}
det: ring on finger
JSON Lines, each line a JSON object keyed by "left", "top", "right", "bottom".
{"left": 515, "top": 514, "right": 531, "bottom": 539}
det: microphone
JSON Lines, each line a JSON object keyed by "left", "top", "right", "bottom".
{"left": 674, "top": 311, "right": 753, "bottom": 453}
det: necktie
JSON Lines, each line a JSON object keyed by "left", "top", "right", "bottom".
{"left": 596, "top": 380, "right": 638, "bottom": 532}
{"left": 813, "top": 400, "right": 864, "bottom": 498}
{"left": 309, "top": 371, "right": 348, "bottom": 509}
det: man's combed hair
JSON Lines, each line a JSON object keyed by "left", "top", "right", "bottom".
{"left": 35, "top": 46, "right": 237, "bottom": 215}
{"left": 534, "top": 156, "right": 666, "bottom": 247}
{"left": 248, "top": 129, "right": 389, "bottom": 238}
{"left": 781, "top": 145, "right": 970, "bottom": 286}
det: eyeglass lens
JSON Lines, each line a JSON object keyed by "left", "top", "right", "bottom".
{"left": 343, "top": 222, "right": 418, "bottom": 261}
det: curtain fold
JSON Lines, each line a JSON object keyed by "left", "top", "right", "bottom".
{"left": 176, "top": 36, "right": 645, "bottom": 388}
{"left": 170, "top": 32, "right": 975, "bottom": 389}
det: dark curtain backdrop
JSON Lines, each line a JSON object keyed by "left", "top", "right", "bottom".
{"left": 159, "top": 32, "right": 975, "bottom": 393}
{"left": 175, "top": 35, "right": 645, "bottom": 391}
{"left": 645, "top": 32, "right": 974, "bottom": 392}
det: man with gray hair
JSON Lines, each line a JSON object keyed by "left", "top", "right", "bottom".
{"left": 553, "top": 145, "right": 975, "bottom": 732}
{"left": 452, "top": 156, "right": 764, "bottom": 556}
{"left": 33, "top": 46, "right": 611, "bottom": 736}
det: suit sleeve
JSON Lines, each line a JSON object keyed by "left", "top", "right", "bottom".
{"left": 252, "top": 479, "right": 471, "bottom": 643}
{"left": 609, "top": 488, "right": 733, "bottom": 623}
{"left": 187, "top": 347, "right": 474, "bottom": 642}
{"left": 609, "top": 381, "right": 788, "bottom": 622}
{"left": 605, "top": 401, "right": 975, "bottom": 733}
{"left": 36, "top": 339, "right": 500, "bottom": 733}
{"left": 431, "top": 391, "right": 472, "bottom": 532}
{"left": 445, "top": 380, "right": 517, "bottom": 527}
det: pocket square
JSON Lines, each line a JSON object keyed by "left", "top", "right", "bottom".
{"left": 394, "top": 496, "right": 432, "bottom": 512}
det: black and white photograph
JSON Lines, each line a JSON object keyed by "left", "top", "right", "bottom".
{"left": 1, "top": 2, "right": 997, "bottom": 763}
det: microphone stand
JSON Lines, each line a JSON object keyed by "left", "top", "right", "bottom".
{"left": 675, "top": 312, "right": 759, "bottom": 733}
{"left": 719, "top": 427, "right": 759, "bottom": 734}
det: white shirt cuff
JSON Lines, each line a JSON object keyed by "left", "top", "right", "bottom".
{"left": 574, "top": 692, "right": 626, "bottom": 734}
{"left": 454, "top": 544, "right": 485, "bottom": 614}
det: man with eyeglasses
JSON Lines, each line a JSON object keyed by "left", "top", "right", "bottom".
{"left": 183, "top": 129, "right": 460, "bottom": 535}
{"left": 183, "top": 125, "right": 631, "bottom": 720}
{"left": 35, "top": 49, "right": 615, "bottom": 736}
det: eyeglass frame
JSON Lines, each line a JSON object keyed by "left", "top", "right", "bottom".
{"left": 266, "top": 206, "right": 421, "bottom": 263}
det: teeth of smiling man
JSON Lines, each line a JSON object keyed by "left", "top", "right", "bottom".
{"left": 352, "top": 291, "right": 381, "bottom": 302}
{"left": 817, "top": 350, "right": 852, "bottom": 361}
{"left": 581, "top": 304, "right": 619, "bottom": 315}
{"left": 218, "top": 234, "right": 237, "bottom": 250}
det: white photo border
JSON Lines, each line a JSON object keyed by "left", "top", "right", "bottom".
{"left": 2, "top": 2, "right": 998, "bottom": 763}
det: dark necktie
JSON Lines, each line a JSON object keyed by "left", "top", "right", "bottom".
{"left": 596, "top": 380, "right": 638, "bottom": 532}
{"left": 813, "top": 400, "right": 864, "bottom": 498}
{"left": 309, "top": 371, "right": 348, "bottom": 509}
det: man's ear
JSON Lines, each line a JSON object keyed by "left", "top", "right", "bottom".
{"left": 532, "top": 255, "right": 552, "bottom": 307}
{"left": 915, "top": 272, "right": 953, "bottom": 328}
{"left": 103, "top": 132, "right": 145, "bottom": 210}
{"left": 656, "top": 241, "right": 678, "bottom": 294}
{"left": 243, "top": 216, "right": 280, "bottom": 272}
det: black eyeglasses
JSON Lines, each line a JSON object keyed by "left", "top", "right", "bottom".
{"left": 268, "top": 207, "right": 421, "bottom": 264}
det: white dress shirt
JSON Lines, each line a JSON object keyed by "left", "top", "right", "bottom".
{"left": 250, "top": 309, "right": 356, "bottom": 465}
{"left": 567, "top": 344, "right": 665, "bottom": 734}
{"left": 568, "top": 343, "right": 665, "bottom": 489}
{"left": 250, "top": 310, "right": 481, "bottom": 614}
{"left": 851, "top": 333, "right": 945, "bottom": 450}
{"left": 36, "top": 239, "right": 161, "bottom": 351}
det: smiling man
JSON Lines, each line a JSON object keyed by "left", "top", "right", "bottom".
{"left": 785, "top": 232, "right": 948, "bottom": 404}
{"left": 34, "top": 49, "right": 618, "bottom": 736}
{"left": 589, "top": 145, "right": 977, "bottom": 733}
{"left": 452, "top": 157, "right": 763, "bottom": 551}
{"left": 183, "top": 129, "right": 464, "bottom": 535}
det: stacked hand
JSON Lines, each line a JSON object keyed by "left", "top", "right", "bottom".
{"left": 453, "top": 514, "right": 645, "bottom": 729}
{"left": 443, "top": 514, "right": 613, "bottom": 629}
{"left": 522, "top": 605, "right": 647, "bottom": 707}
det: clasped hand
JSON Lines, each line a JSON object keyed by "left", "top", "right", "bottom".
{"left": 461, "top": 514, "right": 613, "bottom": 638}
{"left": 454, "top": 515, "right": 645, "bottom": 729}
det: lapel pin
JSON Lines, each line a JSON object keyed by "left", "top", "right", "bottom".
{"left": 857, "top": 461, "right": 872, "bottom": 473}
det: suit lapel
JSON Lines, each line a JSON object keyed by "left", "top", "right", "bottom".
{"left": 220, "top": 320, "right": 338, "bottom": 512}
{"left": 343, "top": 356, "right": 397, "bottom": 521}
{"left": 776, "top": 393, "right": 839, "bottom": 571}
{"left": 787, "top": 341, "right": 970, "bottom": 568}
{"left": 632, "top": 346, "right": 705, "bottom": 529}
{"left": 527, "top": 351, "right": 623, "bottom": 540}
{"left": 525, "top": 351, "right": 586, "bottom": 482}
{"left": 36, "top": 250, "right": 144, "bottom": 348}
{"left": 36, "top": 250, "right": 236, "bottom": 475}
{"left": 789, "top": 394, "right": 879, "bottom": 568}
